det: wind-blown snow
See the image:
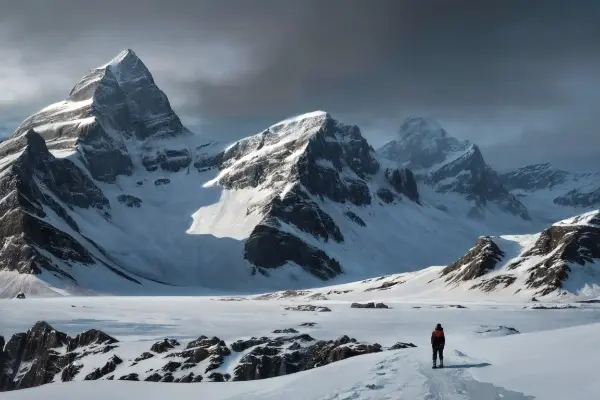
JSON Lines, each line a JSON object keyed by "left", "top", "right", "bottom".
{"left": 554, "top": 209, "right": 600, "bottom": 228}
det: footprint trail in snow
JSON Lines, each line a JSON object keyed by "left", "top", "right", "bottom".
{"left": 320, "top": 350, "right": 535, "bottom": 400}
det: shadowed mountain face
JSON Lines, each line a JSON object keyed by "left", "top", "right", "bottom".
{"left": 500, "top": 163, "right": 600, "bottom": 209}
{"left": 377, "top": 117, "right": 530, "bottom": 220}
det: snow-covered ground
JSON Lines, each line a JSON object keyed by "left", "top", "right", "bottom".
{"left": 2, "top": 294, "right": 599, "bottom": 399}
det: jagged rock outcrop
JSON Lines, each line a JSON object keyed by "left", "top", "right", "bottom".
{"left": 231, "top": 335, "right": 382, "bottom": 381}
{"left": 150, "top": 339, "right": 180, "bottom": 353}
{"left": 0, "top": 131, "right": 113, "bottom": 281}
{"left": 377, "top": 117, "right": 529, "bottom": 219}
{"left": 511, "top": 211, "right": 600, "bottom": 295}
{"left": 0, "top": 321, "right": 119, "bottom": 391}
{"left": 441, "top": 236, "right": 505, "bottom": 284}
{"left": 0, "top": 321, "right": 401, "bottom": 392}
{"left": 117, "top": 194, "right": 142, "bottom": 208}
{"left": 384, "top": 168, "right": 420, "bottom": 202}
{"left": 350, "top": 302, "right": 390, "bottom": 309}
{"left": 283, "top": 305, "right": 332, "bottom": 312}
{"left": 434, "top": 211, "right": 600, "bottom": 297}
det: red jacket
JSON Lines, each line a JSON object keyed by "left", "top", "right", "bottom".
{"left": 431, "top": 328, "right": 445, "bottom": 347}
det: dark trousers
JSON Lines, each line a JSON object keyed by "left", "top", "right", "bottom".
{"left": 432, "top": 345, "right": 444, "bottom": 362}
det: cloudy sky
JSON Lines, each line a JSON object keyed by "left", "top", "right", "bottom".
{"left": 1, "top": 0, "right": 599, "bottom": 171}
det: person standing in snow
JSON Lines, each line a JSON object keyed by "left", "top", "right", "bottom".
{"left": 431, "top": 323, "right": 445, "bottom": 368}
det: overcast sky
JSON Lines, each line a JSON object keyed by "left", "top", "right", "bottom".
{"left": 1, "top": 0, "right": 599, "bottom": 171}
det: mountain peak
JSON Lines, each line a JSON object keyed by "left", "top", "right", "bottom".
{"left": 400, "top": 116, "right": 446, "bottom": 139}
{"left": 106, "top": 48, "right": 138, "bottom": 66}
{"left": 269, "top": 110, "right": 329, "bottom": 131}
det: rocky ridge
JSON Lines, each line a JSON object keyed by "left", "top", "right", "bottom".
{"left": 500, "top": 163, "right": 600, "bottom": 208}
{"left": 0, "top": 321, "right": 413, "bottom": 392}
{"left": 440, "top": 210, "right": 600, "bottom": 296}
{"left": 377, "top": 117, "right": 529, "bottom": 219}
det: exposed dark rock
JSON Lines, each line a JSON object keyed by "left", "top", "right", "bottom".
{"left": 299, "top": 322, "right": 317, "bottom": 327}
{"left": 389, "top": 342, "right": 417, "bottom": 350}
{"left": 207, "top": 372, "right": 231, "bottom": 382}
{"left": 0, "top": 131, "right": 120, "bottom": 281}
{"left": 365, "top": 281, "right": 403, "bottom": 291}
{"left": 284, "top": 305, "right": 332, "bottom": 312}
{"left": 245, "top": 225, "right": 342, "bottom": 280}
{"left": 84, "top": 355, "right": 122, "bottom": 380}
{"left": 142, "top": 148, "right": 191, "bottom": 173}
{"left": 434, "top": 304, "right": 467, "bottom": 309}
{"left": 376, "top": 188, "right": 395, "bottom": 204}
{"left": 511, "top": 215, "right": 600, "bottom": 296}
{"left": 15, "top": 293, "right": 26, "bottom": 299}
{"left": 67, "top": 329, "right": 118, "bottom": 352}
{"left": 326, "top": 289, "right": 354, "bottom": 295}
{"left": 232, "top": 335, "right": 381, "bottom": 382}
{"left": 119, "top": 373, "right": 139, "bottom": 381}
{"left": 60, "top": 364, "right": 83, "bottom": 382}
{"left": 175, "top": 372, "right": 196, "bottom": 383}
{"left": 470, "top": 275, "right": 517, "bottom": 292}
{"left": 350, "top": 302, "right": 389, "bottom": 309}
{"left": 231, "top": 337, "right": 270, "bottom": 353}
{"left": 266, "top": 186, "right": 344, "bottom": 243}
{"left": 150, "top": 338, "right": 180, "bottom": 354}
{"left": 476, "top": 326, "right": 520, "bottom": 335}
{"left": 162, "top": 361, "right": 182, "bottom": 372}
{"left": 154, "top": 178, "right": 171, "bottom": 186}
{"left": 134, "top": 352, "right": 154, "bottom": 362}
{"left": 288, "top": 342, "right": 302, "bottom": 350}
{"left": 442, "top": 236, "right": 505, "bottom": 283}
{"left": 529, "top": 304, "right": 577, "bottom": 310}
{"left": 273, "top": 328, "right": 299, "bottom": 334}
{"left": 384, "top": 168, "right": 420, "bottom": 202}
{"left": 117, "top": 194, "right": 142, "bottom": 208}
{"left": 344, "top": 211, "right": 366, "bottom": 226}
{"left": 0, "top": 321, "right": 396, "bottom": 391}
{"left": 144, "top": 373, "right": 163, "bottom": 382}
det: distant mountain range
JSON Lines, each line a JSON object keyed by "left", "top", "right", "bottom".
{"left": 0, "top": 49, "right": 598, "bottom": 299}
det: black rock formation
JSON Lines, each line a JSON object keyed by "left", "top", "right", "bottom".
{"left": 350, "top": 302, "right": 390, "bottom": 309}
{"left": 442, "top": 236, "right": 505, "bottom": 284}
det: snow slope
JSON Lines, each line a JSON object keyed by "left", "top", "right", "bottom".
{"left": 1, "top": 295, "right": 599, "bottom": 399}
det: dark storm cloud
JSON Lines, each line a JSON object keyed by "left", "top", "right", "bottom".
{"left": 1, "top": 0, "right": 599, "bottom": 170}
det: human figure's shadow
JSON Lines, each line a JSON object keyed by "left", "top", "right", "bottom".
{"left": 442, "top": 362, "right": 491, "bottom": 369}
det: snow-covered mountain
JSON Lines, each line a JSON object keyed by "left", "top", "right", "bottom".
{"left": 499, "top": 162, "right": 600, "bottom": 223}
{"left": 377, "top": 117, "right": 530, "bottom": 220}
{"left": 1, "top": 50, "right": 541, "bottom": 297}
{"left": 257, "top": 210, "right": 600, "bottom": 301}
{"left": 0, "top": 49, "right": 597, "bottom": 298}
